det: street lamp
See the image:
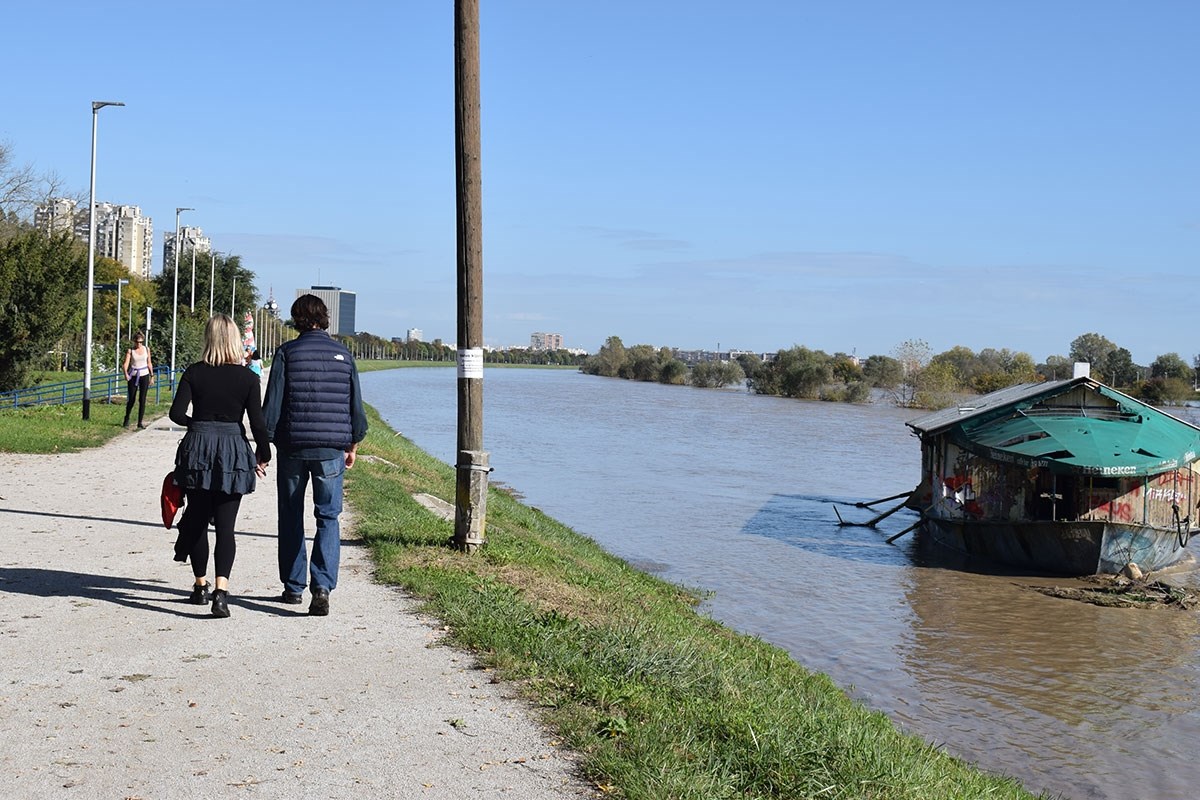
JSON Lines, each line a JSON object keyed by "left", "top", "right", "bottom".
{"left": 209, "top": 250, "right": 219, "bottom": 318}
{"left": 83, "top": 99, "right": 124, "bottom": 420}
{"left": 115, "top": 278, "right": 129, "bottom": 370}
{"left": 189, "top": 238, "right": 197, "bottom": 312}
{"left": 170, "top": 206, "right": 193, "bottom": 382}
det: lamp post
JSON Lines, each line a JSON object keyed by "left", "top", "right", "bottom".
{"left": 170, "top": 206, "right": 193, "bottom": 383}
{"left": 83, "top": 99, "right": 124, "bottom": 420}
{"left": 189, "top": 239, "right": 197, "bottom": 312}
{"left": 209, "top": 250, "right": 219, "bottom": 318}
{"left": 264, "top": 297, "right": 279, "bottom": 358}
{"left": 115, "top": 278, "right": 129, "bottom": 370}
{"left": 231, "top": 273, "right": 237, "bottom": 317}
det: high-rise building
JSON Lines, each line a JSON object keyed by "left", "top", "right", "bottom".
{"left": 34, "top": 199, "right": 155, "bottom": 279}
{"left": 406, "top": 328, "right": 423, "bottom": 343}
{"left": 162, "top": 225, "right": 212, "bottom": 277}
{"left": 34, "top": 197, "right": 79, "bottom": 236}
{"left": 300, "top": 285, "right": 357, "bottom": 336}
{"left": 530, "top": 332, "right": 563, "bottom": 351}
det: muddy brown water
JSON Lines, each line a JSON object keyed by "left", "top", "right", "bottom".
{"left": 366, "top": 368, "right": 1200, "bottom": 800}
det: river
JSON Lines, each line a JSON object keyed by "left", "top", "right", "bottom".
{"left": 362, "top": 366, "right": 1200, "bottom": 800}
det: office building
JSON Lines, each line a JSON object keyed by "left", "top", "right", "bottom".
{"left": 406, "top": 328, "right": 423, "bottom": 343}
{"left": 300, "top": 285, "right": 357, "bottom": 336}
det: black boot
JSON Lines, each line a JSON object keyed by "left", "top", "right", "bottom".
{"left": 211, "top": 589, "right": 230, "bottom": 618}
{"left": 188, "top": 582, "right": 211, "bottom": 605}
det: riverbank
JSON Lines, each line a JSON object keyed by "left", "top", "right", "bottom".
{"left": 350, "top": 405, "right": 1044, "bottom": 799}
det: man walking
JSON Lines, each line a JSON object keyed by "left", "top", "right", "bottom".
{"left": 263, "top": 294, "right": 367, "bottom": 616}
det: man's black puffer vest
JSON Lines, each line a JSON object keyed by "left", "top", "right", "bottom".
{"left": 275, "top": 330, "right": 354, "bottom": 451}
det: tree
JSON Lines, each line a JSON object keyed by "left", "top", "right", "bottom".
{"left": 1099, "top": 348, "right": 1138, "bottom": 387}
{"left": 1068, "top": 333, "right": 1117, "bottom": 368}
{"left": 930, "top": 346, "right": 976, "bottom": 390}
{"left": 914, "top": 361, "right": 960, "bottom": 409}
{"left": 583, "top": 336, "right": 626, "bottom": 377}
{"left": 1038, "top": 355, "right": 1072, "bottom": 381}
{"left": 658, "top": 359, "right": 688, "bottom": 385}
{"left": 749, "top": 345, "right": 831, "bottom": 399}
{"left": 891, "top": 339, "right": 931, "bottom": 407}
{"left": 1150, "top": 352, "right": 1191, "bottom": 382}
{"left": 861, "top": 354, "right": 903, "bottom": 389}
{"left": 0, "top": 231, "right": 87, "bottom": 389}
{"left": 829, "top": 353, "right": 864, "bottom": 384}
{"left": 0, "top": 142, "right": 71, "bottom": 243}
{"left": 691, "top": 360, "right": 745, "bottom": 389}
{"left": 622, "top": 344, "right": 661, "bottom": 381}
{"left": 972, "top": 348, "right": 1038, "bottom": 393}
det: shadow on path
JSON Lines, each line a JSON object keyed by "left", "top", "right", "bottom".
{"left": 0, "top": 567, "right": 301, "bottom": 619}
{"left": 0, "top": 506, "right": 166, "bottom": 530}
{"left": 0, "top": 506, "right": 276, "bottom": 541}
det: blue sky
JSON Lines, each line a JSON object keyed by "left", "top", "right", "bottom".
{"left": 3, "top": 2, "right": 1197, "bottom": 364}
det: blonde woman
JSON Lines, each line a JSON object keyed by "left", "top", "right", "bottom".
{"left": 121, "top": 331, "right": 154, "bottom": 428}
{"left": 169, "top": 315, "right": 271, "bottom": 618}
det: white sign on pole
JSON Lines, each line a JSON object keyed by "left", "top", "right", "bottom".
{"left": 457, "top": 347, "right": 483, "bottom": 379}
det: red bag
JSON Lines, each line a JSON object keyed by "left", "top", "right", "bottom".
{"left": 161, "top": 472, "right": 184, "bottom": 529}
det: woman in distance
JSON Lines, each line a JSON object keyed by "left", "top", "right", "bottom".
{"left": 122, "top": 331, "right": 153, "bottom": 429}
{"left": 169, "top": 315, "right": 271, "bottom": 618}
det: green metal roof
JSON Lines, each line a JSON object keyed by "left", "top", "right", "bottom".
{"left": 908, "top": 379, "right": 1200, "bottom": 477}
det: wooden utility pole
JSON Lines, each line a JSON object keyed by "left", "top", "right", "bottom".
{"left": 453, "top": 0, "right": 489, "bottom": 552}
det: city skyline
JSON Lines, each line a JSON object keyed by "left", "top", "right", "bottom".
{"left": 3, "top": 2, "right": 1198, "bottom": 363}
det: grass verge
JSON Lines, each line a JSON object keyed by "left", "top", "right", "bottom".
{"left": 0, "top": 398, "right": 170, "bottom": 453}
{"left": 350, "top": 405, "right": 1045, "bottom": 800}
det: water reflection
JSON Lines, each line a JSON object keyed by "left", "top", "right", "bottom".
{"left": 363, "top": 367, "right": 1200, "bottom": 800}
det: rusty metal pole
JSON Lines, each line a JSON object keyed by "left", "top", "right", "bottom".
{"left": 453, "top": 0, "right": 489, "bottom": 552}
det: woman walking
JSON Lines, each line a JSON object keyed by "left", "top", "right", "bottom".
{"left": 169, "top": 315, "right": 271, "bottom": 618}
{"left": 121, "top": 331, "right": 153, "bottom": 429}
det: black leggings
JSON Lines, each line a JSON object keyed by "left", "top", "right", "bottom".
{"left": 174, "top": 489, "right": 242, "bottom": 580}
{"left": 124, "top": 374, "right": 149, "bottom": 424}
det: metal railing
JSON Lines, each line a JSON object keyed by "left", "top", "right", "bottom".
{"left": 0, "top": 366, "right": 175, "bottom": 409}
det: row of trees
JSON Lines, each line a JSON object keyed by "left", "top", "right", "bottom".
{"left": 583, "top": 333, "right": 1200, "bottom": 410}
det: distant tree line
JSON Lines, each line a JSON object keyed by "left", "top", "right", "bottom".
{"left": 485, "top": 347, "right": 586, "bottom": 366}
{"left": 335, "top": 331, "right": 455, "bottom": 361}
{"left": 583, "top": 332, "right": 1200, "bottom": 410}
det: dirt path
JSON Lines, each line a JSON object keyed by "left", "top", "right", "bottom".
{"left": 0, "top": 415, "right": 592, "bottom": 799}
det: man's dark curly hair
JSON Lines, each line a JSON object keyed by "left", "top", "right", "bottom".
{"left": 291, "top": 294, "right": 329, "bottom": 331}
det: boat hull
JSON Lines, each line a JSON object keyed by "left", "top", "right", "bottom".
{"left": 921, "top": 516, "right": 1191, "bottom": 575}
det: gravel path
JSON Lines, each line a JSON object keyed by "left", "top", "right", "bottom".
{"left": 0, "top": 415, "right": 593, "bottom": 799}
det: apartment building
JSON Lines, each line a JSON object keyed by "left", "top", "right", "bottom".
{"left": 34, "top": 199, "right": 155, "bottom": 279}
{"left": 530, "top": 332, "right": 564, "bottom": 351}
{"left": 161, "top": 225, "right": 213, "bottom": 276}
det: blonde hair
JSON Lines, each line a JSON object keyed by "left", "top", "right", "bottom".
{"left": 202, "top": 315, "right": 245, "bottom": 366}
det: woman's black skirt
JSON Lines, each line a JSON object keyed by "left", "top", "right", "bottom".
{"left": 174, "top": 420, "right": 257, "bottom": 496}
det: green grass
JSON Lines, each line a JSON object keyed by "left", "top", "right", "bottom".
{"left": 0, "top": 398, "right": 170, "bottom": 453}
{"left": 356, "top": 359, "right": 452, "bottom": 373}
{"left": 349, "top": 406, "right": 1046, "bottom": 800}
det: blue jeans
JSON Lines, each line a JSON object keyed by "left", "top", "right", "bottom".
{"left": 277, "top": 453, "right": 345, "bottom": 594}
